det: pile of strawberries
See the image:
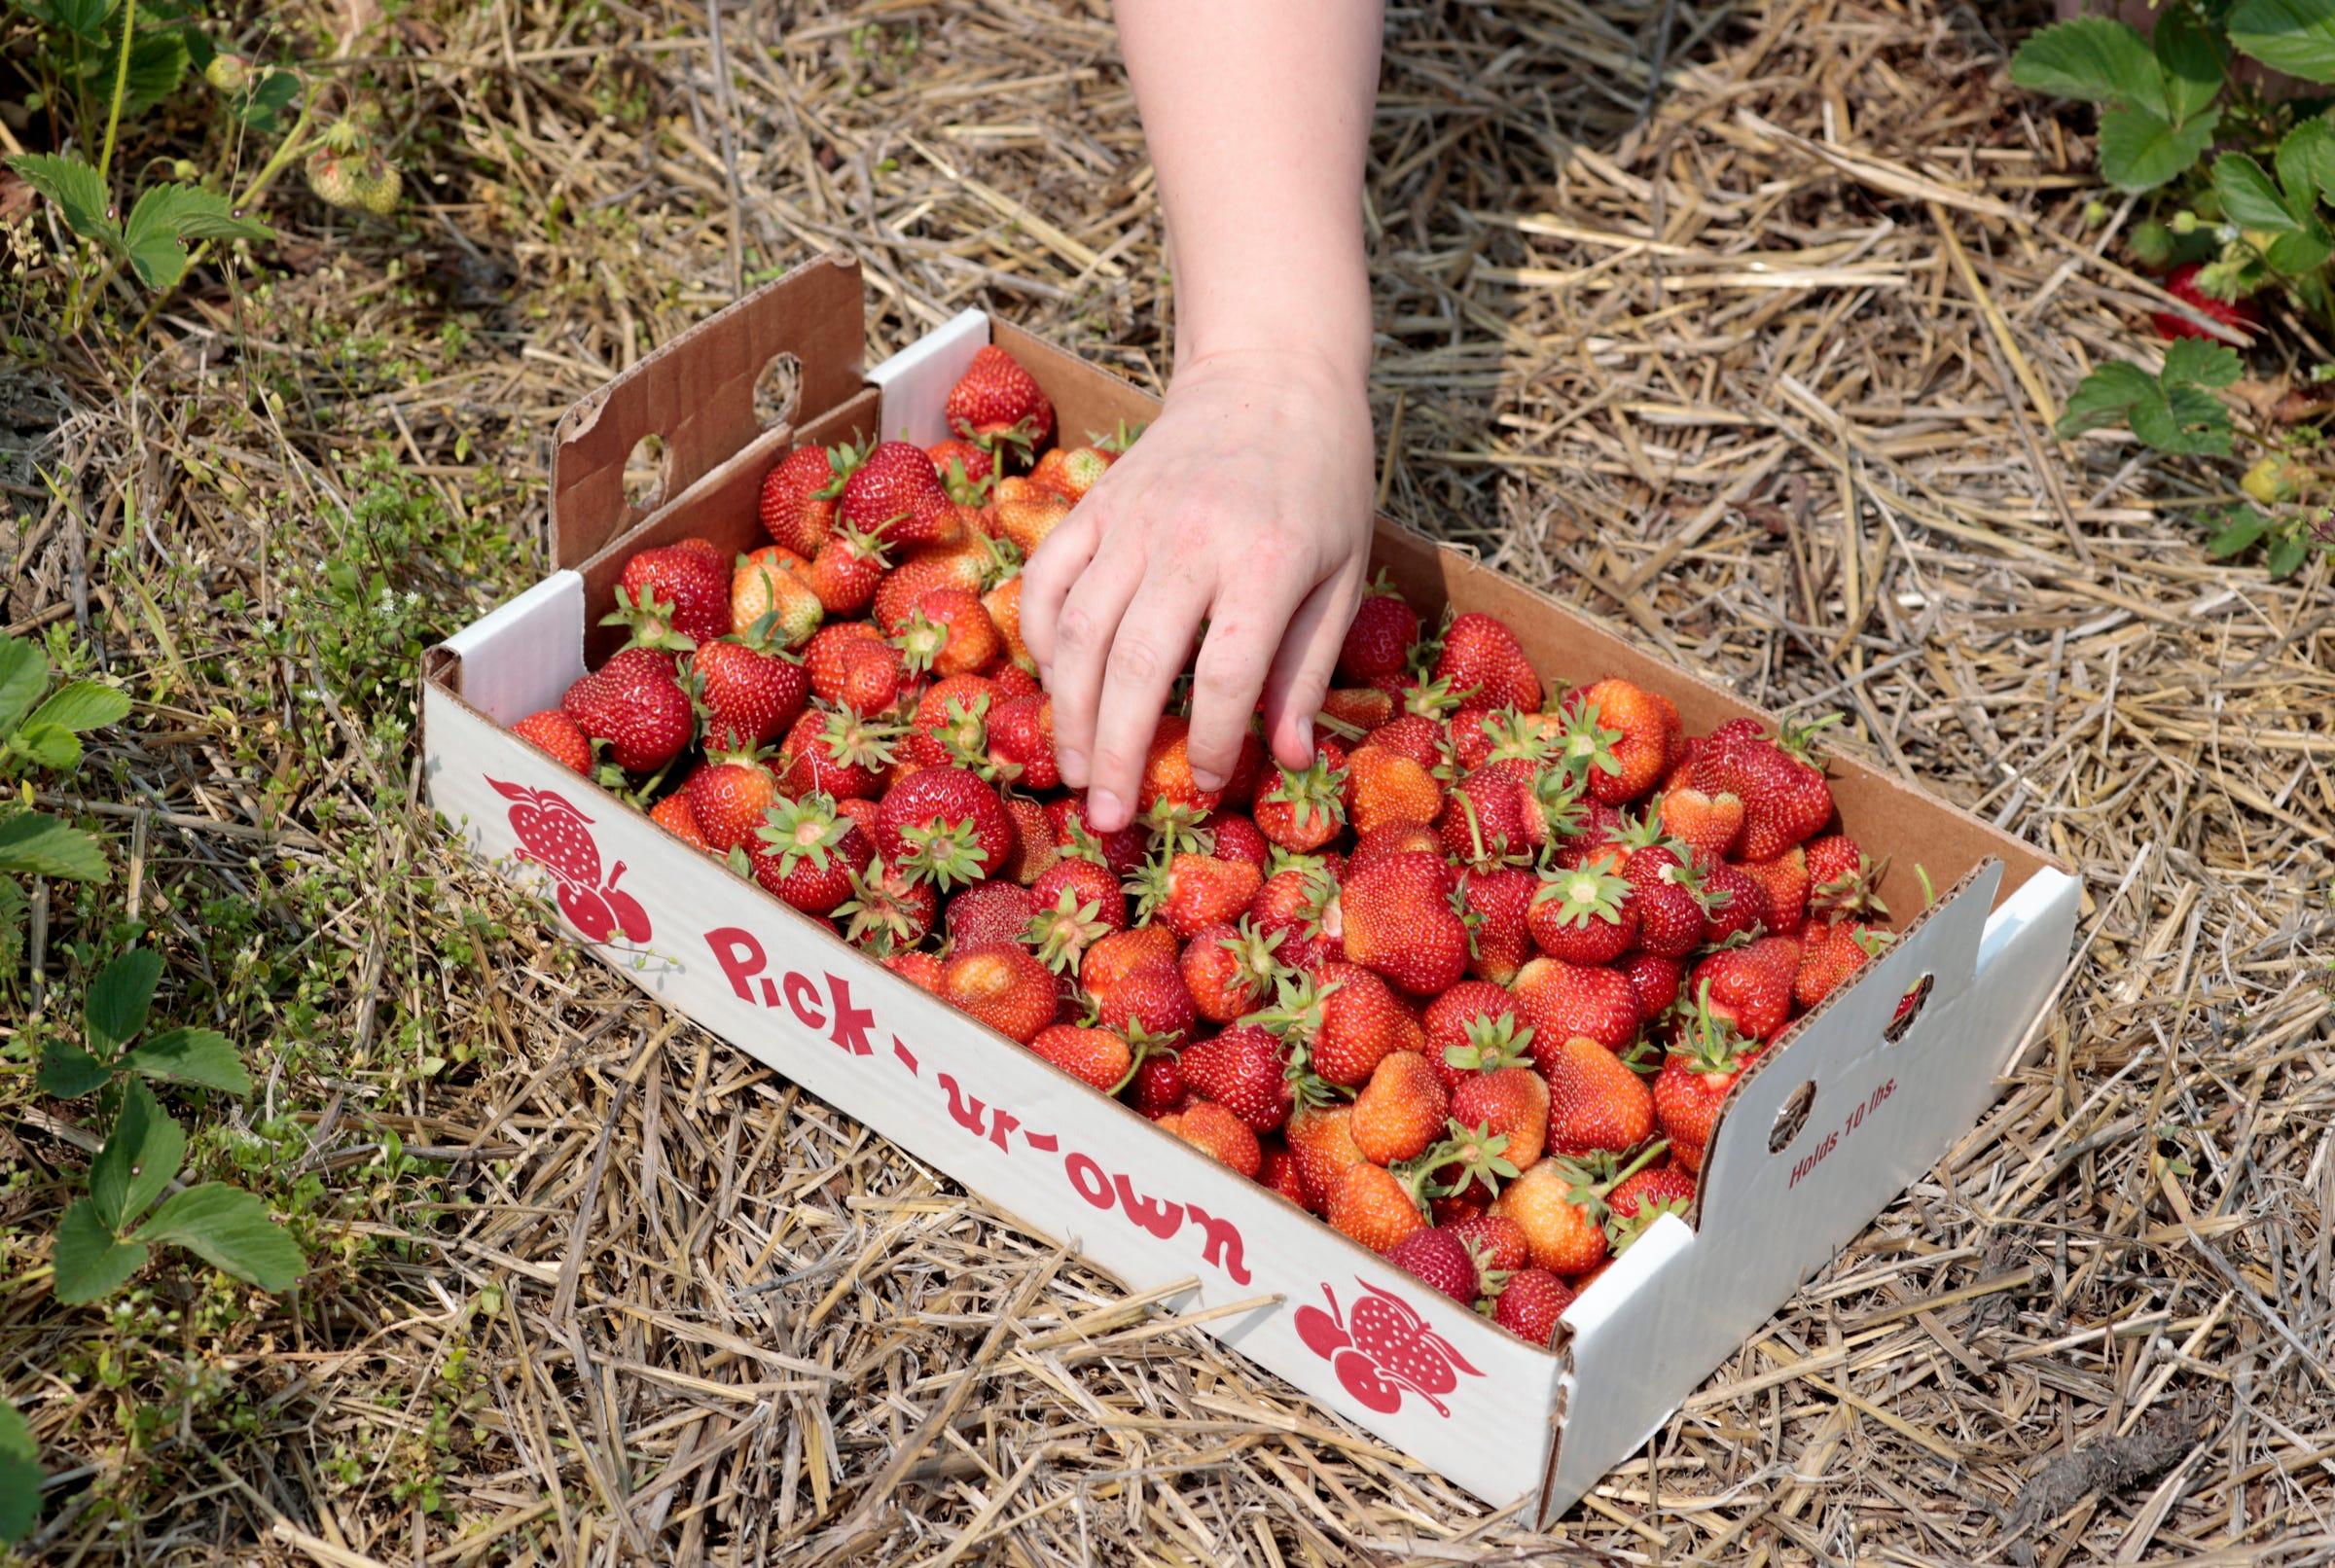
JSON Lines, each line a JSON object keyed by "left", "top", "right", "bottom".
{"left": 506, "top": 342, "right": 1908, "bottom": 1346}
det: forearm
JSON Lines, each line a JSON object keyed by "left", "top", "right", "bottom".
{"left": 1114, "top": 0, "right": 1382, "bottom": 380}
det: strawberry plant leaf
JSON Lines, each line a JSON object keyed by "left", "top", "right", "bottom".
{"left": 8, "top": 723, "right": 80, "bottom": 772}
{"left": 124, "top": 1027, "right": 250, "bottom": 1094}
{"left": 2098, "top": 105, "right": 2218, "bottom": 192}
{"left": 25, "top": 681, "right": 129, "bottom": 735}
{"left": 2276, "top": 118, "right": 2335, "bottom": 209}
{"left": 2154, "top": 3, "right": 2228, "bottom": 125}
{"left": 36, "top": 1037, "right": 111, "bottom": 1100}
{"left": 2209, "top": 506, "right": 2274, "bottom": 555}
{"left": 0, "top": 635, "right": 45, "bottom": 735}
{"left": 2266, "top": 220, "right": 2332, "bottom": 276}
{"left": 51, "top": 1198, "right": 149, "bottom": 1304}
{"left": 2056, "top": 360, "right": 2158, "bottom": 436}
{"left": 120, "top": 184, "right": 273, "bottom": 289}
{"left": 2230, "top": 0, "right": 2335, "bottom": 84}
{"left": 42, "top": 0, "right": 111, "bottom": 45}
{"left": 2010, "top": 17, "right": 2168, "bottom": 114}
{"left": 236, "top": 70, "right": 300, "bottom": 132}
{"left": 0, "top": 1397, "right": 40, "bottom": 1544}
{"left": 89, "top": 1079, "right": 184, "bottom": 1230}
{"left": 0, "top": 812, "right": 108, "bottom": 881}
{"left": 2265, "top": 531, "right": 2311, "bottom": 577}
{"left": 2213, "top": 152, "right": 2308, "bottom": 230}
{"left": 2, "top": 152, "right": 118, "bottom": 250}
{"left": 129, "top": 1184, "right": 305, "bottom": 1292}
{"left": 2138, "top": 381, "right": 2236, "bottom": 454}
{"left": 85, "top": 947, "right": 161, "bottom": 1058}
{"left": 117, "top": 28, "right": 189, "bottom": 117}
{"left": 2164, "top": 337, "right": 2244, "bottom": 388}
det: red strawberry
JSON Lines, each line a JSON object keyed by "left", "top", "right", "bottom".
{"left": 1351, "top": 1051, "right": 1451, "bottom": 1164}
{"left": 928, "top": 437, "right": 995, "bottom": 500}
{"left": 1285, "top": 1103, "right": 1367, "bottom": 1212}
{"left": 610, "top": 542, "right": 732, "bottom": 651}
{"left": 750, "top": 793, "right": 873, "bottom": 917}
{"left": 1615, "top": 950, "right": 1684, "bottom": 1018}
{"left": 2150, "top": 262, "right": 2260, "bottom": 341}
{"left": 562, "top": 648, "right": 695, "bottom": 772}
{"left": 1574, "top": 678, "right": 1676, "bottom": 805}
{"left": 649, "top": 791, "right": 709, "bottom": 851}
{"left": 1180, "top": 920, "right": 1286, "bottom": 1023}
{"left": 1512, "top": 957, "right": 1640, "bottom": 1058}
{"left": 944, "top": 343, "right": 1056, "bottom": 453}
{"left": 1654, "top": 1004, "right": 1766, "bottom": 1171}
{"left": 683, "top": 750, "right": 785, "bottom": 853}
{"left": 1029, "top": 1023, "right": 1132, "bottom": 1092}
{"left": 886, "top": 950, "right": 946, "bottom": 992}
{"left": 1253, "top": 755, "right": 1348, "bottom": 853}
{"left": 840, "top": 440, "right": 962, "bottom": 548}
{"left": 1207, "top": 812, "right": 1272, "bottom": 871}
{"left": 1436, "top": 612, "right": 1540, "bottom": 711}
{"left": 1158, "top": 1100, "right": 1263, "bottom": 1178}
{"left": 1690, "top": 935, "right": 1801, "bottom": 1041}
{"left": 1257, "top": 1140, "right": 1308, "bottom": 1204}
{"left": 1621, "top": 844, "right": 1709, "bottom": 958}
{"left": 1367, "top": 714, "right": 1450, "bottom": 770}
{"left": 1049, "top": 795, "right": 1149, "bottom": 877}
{"left": 1321, "top": 686, "right": 1396, "bottom": 734}
{"left": 1607, "top": 1161, "right": 1697, "bottom": 1251}
{"left": 985, "top": 695, "right": 1058, "bottom": 790}
{"left": 1423, "top": 981, "right": 1530, "bottom": 1087}
{"left": 1458, "top": 866, "right": 1537, "bottom": 983}
{"left": 1659, "top": 784, "right": 1743, "bottom": 864}
{"left": 940, "top": 943, "right": 1057, "bottom": 1044}
{"left": 1699, "top": 859, "right": 1775, "bottom": 946}
{"left": 1337, "top": 581, "right": 1420, "bottom": 685}
{"left": 1026, "top": 444, "right": 1114, "bottom": 500}
{"left": 1177, "top": 1022, "right": 1293, "bottom": 1133}
{"left": 778, "top": 704, "right": 899, "bottom": 802}
{"left": 1447, "top": 1213, "right": 1529, "bottom": 1277}
{"left": 835, "top": 640, "right": 907, "bottom": 717}
{"left": 1451, "top": 1065, "right": 1550, "bottom": 1173}
{"left": 1387, "top": 1228, "right": 1482, "bottom": 1305}
{"left": 872, "top": 535, "right": 994, "bottom": 634}
{"left": 947, "top": 878, "right": 1038, "bottom": 950}
{"left": 691, "top": 637, "right": 809, "bottom": 750}
{"left": 897, "top": 588, "right": 1000, "bottom": 678}
{"left": 1347, "top": 820, "right": 1444, "bottom": 877}
{"left": 1024, "top": 880, "right": 1119, "bottom": 977}
{"left": 1527, "top": 856, "right": 1638, "bottom": 965}
{"left": 1247, "top": 854, "right": 1345, "bottom": 970}
{"left": 875, "top": 768, "right": 1014, "bottom": 889}
{"left": 1692, "top": 716, "right": 1836, "bottom": 861}
{"left": 1442, "top": 759, "right": 1544, "bottom": 869}
{"left": 833, "top": 858, "right": 939, "bottom": 952}
{"left": 1132, "top": 851, "right": 1263, "bottom": 941}
{"left": 1806, "top": 833, "right": 1888, "bottom": 919}
{"left": 1340, "top": 851, "right": 1470, "bottom": 995}
{"left": 1137, "top": 716, "right": 1229, "bottom": 820}
{"left": 1254, "top": 963, "right": 1418, "bottom": 1088}
{"left": 1735, "top": 846, "right": 1811, "bottom": 937}
{"left": 512, "top": 709, "right": 592, "bottom": 773}
{"left": 1541, "top": 1034, "right": 1654, "bottom": 1157}
{"left": 898, "top": 673, "right": 996, "bottom": 771}
{"left": 803, "top": 525, "right": 891, "bottom": 616}
{"left": 759, "top": 444, "right": 847, "bottom": 555}
{"left": 1079, "top": 922, "right": 1180, "bottom": 996}
{"left": 1091, "top": 959, "right": 1196, "bottom": 1048}
{"left": 1491, "top": 1267, "right": 1575, "bottom": 1344}
{"left": 1795, "top": 919, "right": 1890, "bottom": 1009}
{"left": 805, "top": 622, "right": 888, "bottom": 705}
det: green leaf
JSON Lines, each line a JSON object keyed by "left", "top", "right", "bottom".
{"left": 52, "top": 1198, "right": 148, "bottom": 1304}
{"left": 2266, "top": 531, "right": 2312, "bottom": 576}
{"left": 2267, "top": 220, "right": 2333, "bottom": 274}
{"left": 2056, "top": 360, "right": 2159, "bottom": 436}
{"left": 45, "top": 0, "right": 112, "bottom": 44}
{"left": 2057, "top": 349, "right": 2236, "bottom": 455}
{"left": 36, "top": 1037, "right": 112, "bottom": 1099}
{"left": 2213, "top": 152, "right": 2307, "bottom": 230}
{"left": 26, "top": 682, "right": 129, "bottom": 735}
{"left": 0, "top": 635, "right": 46, "bottom": 735}
{"left": 2209, "top": 506, "right": 2275, "bottom": 554}
{"left": 125, "top": 1027, "right": 250, "bottom": 1095}
{"left": 120, "top": 184, "right": 273, "bottom": 290}
{"left": 2231, "top": 0, "right": 2335, "bottom": 84}
{"left": 2099, "top": 105, "right": 2218, "bottom": 192}
{"left": 0, "top": 1397, "right": 41, "bottom": 1544}
{"left": 0, "top": 813, "right": 108, "bottom": 881}
{"left": 85, "top": 947, "right": 161, "bottom": 1057}
{"left": 2010, "top": 17, "right": 2168, "bottom": 113}
{"left": 2138, "top": 381, "right": 2236, "bottom": 454}
{"left": 2155, "top": 4, "right": 2229, "bottom": 125}
{"left": 0, "top": 879, "right": 24, "bottom": 981}
{"left": 2276, "top": 117, "right": 2335, "bottom": 208}
{"left": 130, "top": 1184, "right": 304, "bottom": 1292}
{"left": 238, "top": 71, "right": 299, "bottom": 132}
{"left": 3, "top": 152, "right": 117, "bottom": 248}
{"left": 8, "top": 723, "right": 80, "bottom": 772}
{"left": 118, "top": 29, "right": 188, "bottom": 117}
{"left": 90, "top": 1079, "right": 184, "bottom": 1230}
{"left": 2165, "top": 337, "right": 2245, "bottom": 388}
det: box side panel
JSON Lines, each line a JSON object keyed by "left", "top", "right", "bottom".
{"left": 418, "top": 695, "right": 1561, "bottom": 1510}
{"left": 1540, "top": 866, "right": 2078, "bottom": 1517}
{"left": 433, "top": 572, "right": 589, "bottom": 726}
{"left": 551, "top": 252, "right": 867, "bottom": 573}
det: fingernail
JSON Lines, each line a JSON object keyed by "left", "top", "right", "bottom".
{"left": 1089, "top": 789, "right": 1122, "bottom": 830}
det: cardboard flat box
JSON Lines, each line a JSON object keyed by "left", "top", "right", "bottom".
{"left": 420, "top": 253, "right": 2079, "bottom": 1523}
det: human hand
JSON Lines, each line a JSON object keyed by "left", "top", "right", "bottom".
{"left": 1019, "top": 346, "right": 1375, "bottom": 835}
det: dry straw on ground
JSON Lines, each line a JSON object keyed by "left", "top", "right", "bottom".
{"left": 4, "top": 0, "right": 2332, "bottom": 1562}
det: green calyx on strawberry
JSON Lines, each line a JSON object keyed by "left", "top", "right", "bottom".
{"left": 1244, "top": 969, "right": 1337, "bottom": 1045}
{"left": 1430, "top": 1119, "right": 1524, "bottom": 1201}
{"left": 1556, "top": 701, "right": 1623, "bottom": 787}
{"left": 1550, "top": 1141, "right": 1672, "bottom": 1247}
{"left": 1024, "top": 885, "right": 1112, "bottom": 974}
{"left": 1259, "top": 755, "right": 1347, "bottom": 839}
{"left": 937, "top": 455, "right": 994, "bottom": 507}
{"left": 817, "top": 705, "right": 902, "bottom": 771}
{"left": 1140, "top": 798, "right": 1213, "bottom": 857}
{"left": 756, "top": 792, "right": 851, "bottom": 876}
{"left": 1277, "top": 1035, "right": 1350, "bottom": 1111}
{"left": 1531, "top": 857, "right": 1631, "bottom": 929}
{"left": 925, "top": 693, "right": 992, "bottom": 764}
{"left": 1402, "top": 674, "right": 1473, "bottom": 721}
{"left": 1775, "top": 710, "right": 1844, "bottom": 762}
{"left": 1530, "top": 770, "right": 1589, "bottom": 844}
{"left": 1476, "top": 706, "right": 1559, "bottom": 767}
{"left": 600, "top": 583, "right": 697, "bottom": 656}
{"left": 896, "top": 814, "right": 991, "bottom": 891}
{"left": 1443, "top": 1012, "right": 1534, "bottom": 1077}
{"left": 894, "top": 608, "right": 951, "bottom": 676}
{"left": 809, "top": 441, "right": 867, "bottom": 502}
{"left": 1674, "top": 982, "right": 1761, "bottom": 1075}
{"left": 833, "top": 861, "right": 924, "bottom": 952}
{"left": 1105, "top": 1019, "right": 1178, "bottom": 1098}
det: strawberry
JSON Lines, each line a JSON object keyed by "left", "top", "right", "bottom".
{"left": 683, "top": 750, "right": 785, "bottom": 853}
{"left": 1654, "top": 1004, "right": 1765, "bottom": 1172}
{"left": 1257, "top": 1140, "right": 1307, "bottom": 1204}
{"left": 730, "top": 547, "right": 825, "bottom": 651}
{"left": 1441, "top": 760, "right": 1542, "bottom": 870}
{"left": 1436, "top": 612, "right": 1540, "bottom": 711}
{"left": 1367, "top": 714, "right": 1450, "bottom": 771}
{"left": 1614, "top": 950, "right": 1684, "bottom": 1018}
{"left": 1607, "top": 1161, "right": 1697, "bottom": 1252}
{"left": 802, "top": 525, "right": 891, "bottom": 616}
{"left": 928, "top": 438, "right": 995, "bottom": 500}
{"left": 1253, "top": 755, "right": 1348, "bottom": 853}
{"left": 898, "top": 588, "right": 1001, "bottom": 678}
{"left": 1658, "top": 784, "right": 1743, "bottom": 864}
{"left": 1347, "top": 820, "right": 1444, "bottom": 876}
{"left": 1512, "top": 957, "right": 1640, "bottom": 1058}
{"left": 1340, "top": 851, "right": 1470, "bottom": 996}
{"left": 1326, "top": 1160, "right": 1434, "bottom": 1255}
{"left": 1247, "top": 854, "right": 1345, "bottom": 969}
{"left": 691, "top": 637, "right": 809, "bottom": 750}
{"left": 1027, "top": 444, "right": 1114, "bottom": 501}
{"left": 1698, "top": 860, "right": 1775, "bottom": 946}
{"left": 1177, "top": 1022, "right": 1294, "bottom": 1133}
{"left": 759, "top": 443, "right": 847, "bottom": 555}
{"left": 1491, "top": 1267, "right": 1575, "bottom": 1344}
{"left": 1447, "top": 1213, "right": 1529, "bottom": 1277}
{"left": 1541, "top": 1033, "right": 1654, "bottom": 1158}
{"left": 885, "top": 950, "right": 946, "bottom": 992}
{"left": 872, "top": 535, "right": 995, "bottom": 633}
{"left": 1527, "top": 856, "right": 1638, "bottom": 965}
{"left": 1805, "top": 833, "right": 1889, "bottom": 919}
{"left": 834, "top": 640, "right": 907, "bottom": 717}
{"left": 562, "top": 648, "right": 695, "bottom": 773}
{"left": 1206, "top": 812, "right": 1272, "bottom": 871}
{"left": 1736, "top": 846, "right": 1810, "bottom": 936}
{"left": 1023, "top": 880, "right": 1119, "bottom": 977}
{"left": 805, "top": 622, "right": 888, "bottom": 705}
{"left": 947, "top": 878, "right": 1037, "bottom": 949}
{"left": 512, "top": 709, "right": 592, "bottom": 773}
{"left": 989, "top": 479, "right": 1073, "bottom": 555}
{"left": 1320, "top": 687, "right": 1396, "bottom": 733}
{"left": 1491, "top": 1158, "right": 1609, "bottom": 1276}
{"left": 834, "top": 858, "right": 938, "bottom": 952}
{"left": 1181, "top": 920, "right": 1286, "bottom": 1023}
{"left": 1158, "top": 1100, "right": 1263, "bottom": 1178}
{"left": 778, "top": 704, "right": 899, "bottom": 802}
{"left": 1455, "top": 706, "right": 1563, "bottom": 774}
{"left": 1690, "top": 935, "right": 1800, "bottom": 1041}
{"left": 1029, "top": 855, "right": 1127, "bottom": 933}
{"left": 610, "top": 542, "right": 732, "bottom": 651}
{"left": 1351, "top": 1051, "right": 1451, "bottom": 1164}
{"left": 2150, "top": 262, "right": 2260, "bottom": 341}
{"left": 1344, "top": 744, "right": 1445, "bottom": 837}
{"left": 1081, "top": 922, "right": 1179, "bottom": 992}
{"left": 1337, "top": 580, "right": 1420, "bottom": 685}
{"left": 1285, "top": 1103, "right": 1367, "bottom": 1212}
{"left": 1089, "top": 958, "right": 1196, "bottom": 1048}
{"left": 1451, "top": 1065, "right": 1550, "bottom": 1173}
{"left": 1574, "top": 679, "right": 1676, "bottom": 805}
{"left": 1252, "top": 964, "right": 1417, "bottom": 1089}
{"left": 749, "top": 793, "right": 873, "bottom": 917}
{"left": 1795, "top": 919, "right": 1890, "bottom": 1009}
{"left": 649, "top": 791, "right": 710, "bottom": 851}
{"left": 1423, "top": 981, "right": 1529, "bottom": 1085}
{"left": 1387, "top": 1228, "right": 1483, "bottom": 1305}
{"left": 1029, "top": 1023, "right": 1132, "bottom": 1092}
{"left": 1692, "top": 716, "right": 1836, "bottom": 861}
{"left": 982, "top": 576, "right": 1033, "bottom": 673}
{"left": 996, "top": 795, "right": 1057, "bottom": 886}
{"left": 840, "top": 440, "right": 962, "bottom": 548}
{"left": 940, "top": 943, "right": 1058, "bottom": 1044}
{"left": 1138, "top": 716, "right": 1228, "bottom": 818}
{"left": 1619, "top": 844, "right": 1708, "bottom": 958}
{"left": 1457, "top": 867, "right": 1537, "bottom": 983}
{"left": 945, "top": 343, "right": 1056, "bottom": 453}
{"left": 1131, "top": 850, "right": 1263, "bottom": 940}
{"left": 1049, "top": 795, "right": 1149, "bottom": 877}
{"left": 875, "top": 768, "right": 1014, "bottom": 889}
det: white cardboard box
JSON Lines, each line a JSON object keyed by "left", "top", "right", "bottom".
{"left": 420, "top": 254, "right": 2079, "bottom": 1523}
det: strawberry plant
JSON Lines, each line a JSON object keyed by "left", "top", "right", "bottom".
{"left": 0, "top": 631, "right": 127, "bottom": 974}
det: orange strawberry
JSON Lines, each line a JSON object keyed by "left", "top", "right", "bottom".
{"left": 1512, "top": 957, "right": 1641, "bottom": 1058}
{"left": 729, "top": 546, "right": 824, "bottom": 651}
{"left": 512, "top": 709, "right": 592, "bottom": 773}
{"left": 1253, "top": 755, "right": 1348, "bottom": 853}
{"left": 1540, "top": 1034, "right": 1654, "bottom": 1157}
{"left": 1451, "top": 1065, "right": 1550, "bottom": 1172}
{"left": 1325, "top": 1160, "right": 1435, "bottom": 1255}
{"left": 1158, "top": 1099, "right": 1263, "bottom": 1178}
{"left": 1351, "top": 1051, "right": 1451, "bottom": 1165}
{"left": 940, "top": 943, "right": 1057, "bottom": 1044}
{"left": 1736, "top": 846, "right": 1811, "bottom": 937}
{"left": 1344, "top": 743, "right": 1443, "bottom": 835}
{"left": 1794, "top": 919, "right": 1891, "bottom": 1008}
{"left": 1176, "top": 1022, "right": 1293, "bottom": 1133}
{"left": 1130, "top": 850, "right": 1263, "bottom": 940}
{"left": 1347, "top": 820, "right": 1445, "bottom": 876}
{"left": 871, "top": 534, "right": 998, "bottom": 634}
{"left": 1690, "top": 935, "right": 1801, "bottom": 1041}
{"left": 648, "top": 791, "right": 710, "bottom": 851}
{"left": 805, "top": 622, "right": 887, "bottom": 705}
{"left": 1527, "top": 856, "right": 1638, "bottom": 965}
{"left": 1027, "top": 444, "right": 1114, "bottom": 500}
{"left": 1320, "top": 687, "right": 1396, "bottom": 733}
{"left": 759, "top": 443, "right": 848, "bottom": 556}
{"left": 982, "top": 575, "right": 1034, "bottom": 672}
{"left": 989, "top": 477, "right": 1073, "bottom": 555}
{"left": 1081, "top": 922, "right": 1179, "bottom": 993}
{"left": 1340, "top": 851, "right": 1470, "bottom": 996}
{"left": 1029, "top": 1022, "right": 1132, "bottom": 1091}
{"left": 1181, "top": 920, "right": 1286, "bottom": 1023}
{"left": 1659, "top": 784, "right": 1744, "bottom": 864}
{"left": 1137, "top": 716, "right": 1228, "bottom": 818}
{"left": 1573, "top": 679, "right": 1675, "bottom": 805}
{"left": 885, "top": 950, "right": 945, "bottom": 993}
{"left": 1285, "top": 1103, "right": 1367, "bottom": 1212}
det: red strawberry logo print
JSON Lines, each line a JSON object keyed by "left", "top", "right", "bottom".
{"left": 1294, "top": 1278, "right": 1484, "bottom": 1416}
{"left": 486, "top": 776, "right": 651, "bottom": 944}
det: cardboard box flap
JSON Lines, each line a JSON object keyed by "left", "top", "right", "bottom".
{"left": 548, "top": 252, "right": 867, "bottom": 572}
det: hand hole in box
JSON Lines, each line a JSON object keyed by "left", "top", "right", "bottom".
{"left": 623, "top": 432, "right": 669, "bottom": 512}
{"left": 755, "top": 351, "right": 803, "bottom": 429}
{"left": 1767, "top": 1080, "right": 1814, "bottom": 1154}
{"left": 1883, "top": 973, "right": 1934, "bottom": 1044}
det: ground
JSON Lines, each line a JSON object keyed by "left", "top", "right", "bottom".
{"left": 1, "top": 0, "right": 2331, "bottom": 1563}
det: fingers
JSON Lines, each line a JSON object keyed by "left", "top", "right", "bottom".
{"left": 1261, "top": 569, "right": 1362, "bottom": 769}
{"left": 1186, "top": 575, "right": 1310, "bottom": 792}
{"left": 1082, "top": 567, "right": 1215, "bottom": 833}
{"left": 1018, "top": 504, "right": 1100, "bottom": 679}
{"left": 1044, "top": 532, "right": 1148, "bottom": 801}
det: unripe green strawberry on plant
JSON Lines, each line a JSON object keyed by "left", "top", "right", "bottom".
{"left": 945, "top": 344, "right": 1057, "bottom": 455}
{"left": 750, "top": 792, "right": 872, "bottom": 918}
{"left": 561, "top": 648, "right": 695, "bottom": 774}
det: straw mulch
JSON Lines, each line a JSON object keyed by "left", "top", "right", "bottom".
{"left": 6, "top": 0, "right": 2332, "bottom": 1562}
